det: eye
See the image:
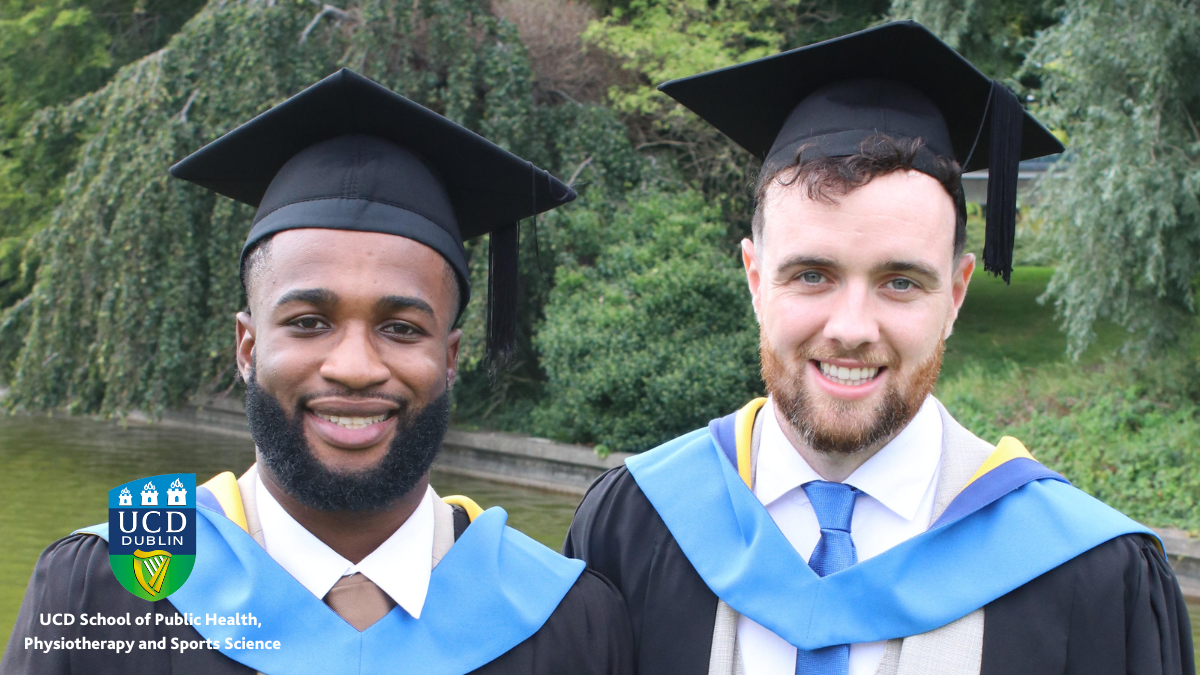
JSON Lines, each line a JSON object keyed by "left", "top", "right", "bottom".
{"left": 289, "top": 316, "right": 328, "bottom": 331}
{"left": 382, "top": 322, "right": 422, "bottom": 338}
{"left": 887, "top": 278, "right": 916, "bottom": 291}
{"left": 799, "top": 271, "right": 825, "bottom": 284}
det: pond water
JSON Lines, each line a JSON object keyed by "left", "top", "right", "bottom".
{"left": 0, "top": 414, "right": 580, "bottom": 649}
{"left": 2, "top": 414, "right": 1197, "bottom": 662}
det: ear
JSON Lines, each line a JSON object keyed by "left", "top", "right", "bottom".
{"left": 236, "top": 311, "right": 256, "bottom": 382}
{"left": 445, "top": 328, "right": 462, "bottom": 388}
{"left": 742, "top": 238, "right": 764, "bottom": 322}
{"left": 944, "top": 252, "right": 976, "bottom": 339}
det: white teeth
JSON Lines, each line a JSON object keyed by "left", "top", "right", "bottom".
{"left": 315, "top": 413, "right": 388, "bottom": 429}
{"left": 818, "top": 362, "right": 880, "bottom": 386}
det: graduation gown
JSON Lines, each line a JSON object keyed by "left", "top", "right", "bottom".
{"left": 3, "top": 474, "right": 634, "bottom": 675}
{"left": 563, "top": 400, "right": 1194, "bottom": 675}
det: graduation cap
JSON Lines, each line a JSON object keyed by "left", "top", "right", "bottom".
{"left": 658, "top": 21, "right": 1064, "bottom": 282}
{"left": 169, "top": 68, "right": 575, "bottom": 363}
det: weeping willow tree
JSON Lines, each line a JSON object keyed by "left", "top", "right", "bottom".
{"left": 1, "top": 0, "right": 639, "bottom": 415}
{"left": 1024, "top": 0, "right": 1200, "bottom": 356}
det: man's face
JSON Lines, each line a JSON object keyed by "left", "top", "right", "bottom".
{"left": 742, "top": 170, "right": 974, "bottom": 455}
{"left": 236, "top": 229, "right": 461, "bottom": 488}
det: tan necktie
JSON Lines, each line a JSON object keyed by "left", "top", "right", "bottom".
{"left": 324, "top": 573, "right": 396, "bottom": 631}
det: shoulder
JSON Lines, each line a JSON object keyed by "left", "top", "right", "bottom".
{"left": 565, "top": 465, "right": 663, "bottom": 562}
{"left": 990, "top": 533, "right": 1179, "bottom": 627}
{"left": 1067, "top": 532, "right": 1177, "bottom": 594}
{"left": 34, "top": 531, "right": 112, "bottom": 589}
{"left": 577, "top": 465, "right": 653, "bottom": 520}
{"left": 573, "top": 427, "right": 711, "bottom": 527}
{"left": 6, "top": 533, "right": 138, "bottom": 641}
{"left": 24, "top": 532, "right": 142, "bottom": 611}
{"left": 482, "top": 569, "right": 633, "bottom": 675}
{"left": 556, "top": 568, "right": 631, "bottom": 619}
{"left": 984, "top": 534, "right": 1191, "bottom": 675}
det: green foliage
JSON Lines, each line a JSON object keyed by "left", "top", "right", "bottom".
{"left": 0, "top": 0, "right": 205, "bottom": 135}
{"left": 1022, "top": 0, "right": 1200, "bottom": 357}
{"left": 0, "top": 0, "right": 207, "bottom": 309}
{"left": 887, "top": 0, "right": 1061, "bottom": 83}
{"left": 939, "top": 348, "right": 1200, "bottom": 531}
{"left": 584, "top": 0, "right": 885, "bottom": 229}
{"left": 532, "top": 186, "right": 762, "bottom": 452}
{"left": 584, "top": 0, "right": 783, "bottom": 118}
{"left": 3, "top": 0, "right": 638, "bottom": 415}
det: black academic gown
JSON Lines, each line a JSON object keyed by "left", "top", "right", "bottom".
{"left": 4, "top": 517, "right": 634, "bottom": 675}
{"left": 564, "top": 466, "right": 1195, "bottom": 675}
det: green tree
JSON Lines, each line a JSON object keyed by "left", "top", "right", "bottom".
{"left": 1023, "top": 0, "right": 1200, "bottom": 356}
{"left": 584, "top": 0, "right": 885, "bottom": 230}
{"left": 533, "top": 185, "right": 762, "bottom": 452}
{"left": 887, "top": 0, "right": 1061, "bottom": 82}
{"left": 2, "top": 0, "right": 638, "bottom": 415}
{"left": 0, "top": 0, "right": 207, "bottom": 309}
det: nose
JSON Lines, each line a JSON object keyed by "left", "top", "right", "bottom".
{"left": 318, "top": 322, "right": 390, "bottom": 391}
{"left": 822, "top": 280, "right": 880, "bottom": 351}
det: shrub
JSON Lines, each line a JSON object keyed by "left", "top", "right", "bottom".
{"left": 533, "top": 186, "right": 762, "bottom": 453}
{"left": 939, "top": 349, "right": 1200, "bottom": 532}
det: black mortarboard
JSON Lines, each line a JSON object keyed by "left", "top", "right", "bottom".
{"left": 658, "top": 21, "right": 1065, "bottom": 282}
{"left": 169, "top": 68, "right": 575, "bottom": 362}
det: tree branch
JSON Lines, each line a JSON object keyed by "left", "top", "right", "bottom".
{"left": 1184, "top": 107, "right": 1200, "bottom": 146}
{"left": 300, "top": 3, "right": 355, "bottom": 44}
{"left": 635, "top": 140, "right": 690, "bottom": 151}
{"left": 176, "top": 89, "right": 200, "bottom": 123}
{"left": 568, "top": 156, "right": 593, "bottom": 187}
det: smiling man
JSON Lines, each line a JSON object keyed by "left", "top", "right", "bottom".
{"left": 3, "top": 69, "right": 633, "bottom": 675}
{"left": 564, "top": 22, "right": 1192, "bottom": 675}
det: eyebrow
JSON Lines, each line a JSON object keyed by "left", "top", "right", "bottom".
{"left": 375, "top": 295, "right": 435, "bottom": 317}
{"left": 776, "top": 255, "right": 839, "bottom": 272}
{"left": 776, "top": 255, "right": 943, "bottom": 287}
{"left": 872, "top": 260, "right": 943, "bottom": 287}
{"left": 275, "top": 288, "right": 338, "bottom": 308}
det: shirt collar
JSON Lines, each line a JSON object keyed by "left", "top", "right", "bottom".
{"left": 255, "top": 477, "right": 435, "bottom": 619}
{"left": 755, "top": 395, "right": 943, "bottom": 522}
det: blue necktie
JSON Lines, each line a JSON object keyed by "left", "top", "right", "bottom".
{"left": 795, "top": 481, "right": 860, "bottom": 675}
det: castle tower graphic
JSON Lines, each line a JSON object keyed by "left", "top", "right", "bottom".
{"left": 119, "top": 487, "right": 133, "bottom": 506}
{"left": 167, "top": 479, "right": 187, "bottom": 506}
{"left": 140, "top": 481, "right": 159, "bottom": 506}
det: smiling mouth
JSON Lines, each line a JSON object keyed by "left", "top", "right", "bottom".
{"left": 312, "top": 411, "right": 393, "bottom": 430}
{"left": 817, "top": 361, "right": 884, "bottom": 387}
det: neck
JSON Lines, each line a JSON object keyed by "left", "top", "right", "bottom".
{"left": 773, "top": 406, "right": 897, "bottom": 483}
{"left": 256, "top": 456, "right": 429, "bottom": 564}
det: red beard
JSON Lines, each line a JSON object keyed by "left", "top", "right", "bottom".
{"left": 760, "top": 333, "right": 944, "bottom": 456}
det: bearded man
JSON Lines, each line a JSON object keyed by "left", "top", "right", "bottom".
{"left": 563, "top": 22, "right": 1193, "bottom": 675}
{"left": 4, "top": 69, "right": 633, "bottom": 675}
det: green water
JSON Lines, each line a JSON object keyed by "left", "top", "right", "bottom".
{"left": 2, "top": 415, "right": 1197, "bottom": 663}
{"left": 0, "top": 414, "right": 580, "bottom": 650}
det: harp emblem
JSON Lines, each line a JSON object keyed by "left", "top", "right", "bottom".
{"left": 133, "top": 549, "right": 173, "bottom": 596}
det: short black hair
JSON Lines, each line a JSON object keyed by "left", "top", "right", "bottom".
{"left": 752, "top": 134, "right": 968, "bottom": 260}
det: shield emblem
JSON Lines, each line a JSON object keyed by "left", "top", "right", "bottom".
{"left": 108, "top": 474, "right": 196, "bottom": 600}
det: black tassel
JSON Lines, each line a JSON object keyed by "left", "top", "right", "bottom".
{"left": 983, "top": 80, "right": 1024, "bottom": 284}
{"left": 486, "top": 222, "right": 520, "bottom": 372}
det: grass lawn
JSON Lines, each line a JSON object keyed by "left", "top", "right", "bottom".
{"left": 934, "top": 266, "right": 1200, "bottom": 536}
{"left": 941, "top": 266, "right": 1127, "bottom": 380}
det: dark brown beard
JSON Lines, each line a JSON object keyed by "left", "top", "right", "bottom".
{"left": 761, "top": 334, "right": 944, "bottom": 456}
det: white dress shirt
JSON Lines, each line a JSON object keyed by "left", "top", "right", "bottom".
{"left": 255, "top": 477, "right": 436, "bottom": 619}
{"left": 737, "top": 396, "right": 943, "bottom": 675}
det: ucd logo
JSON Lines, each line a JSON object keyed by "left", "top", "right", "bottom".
{"left": 108, "top": 474, "right": 196, "bottom": 600}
